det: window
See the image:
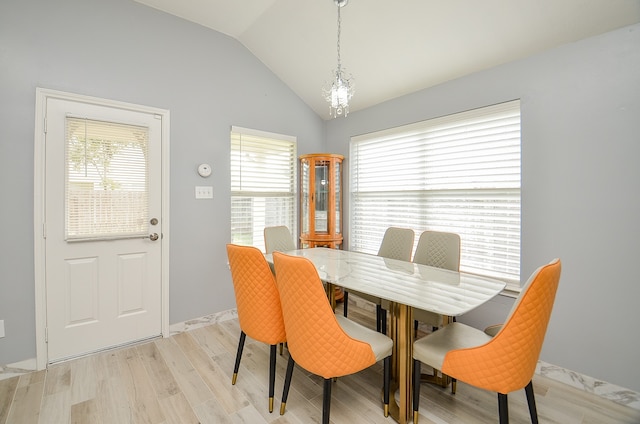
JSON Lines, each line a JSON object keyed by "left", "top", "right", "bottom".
{"left": 65, "top": 117, "right": 149, "bottom": 241}
{"left": 350, "top": 100, "right": 521, "bottom": 286}
{"left": 230, "top": 126, "right": 297, "bottom": 252}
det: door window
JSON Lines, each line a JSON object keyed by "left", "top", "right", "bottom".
{"left": 65, "top": 117, "right": 149, "bottom": 241}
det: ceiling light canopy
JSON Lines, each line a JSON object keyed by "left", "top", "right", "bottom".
{"left": 323, "top": 0, "right": 354, "bottom": 118}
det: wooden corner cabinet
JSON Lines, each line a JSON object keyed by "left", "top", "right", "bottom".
{"left": 299, "top": 153, "right": 344, "bottom": 249}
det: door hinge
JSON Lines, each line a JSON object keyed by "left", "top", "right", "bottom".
{"left": 43, "top": 117, "right": 47, "bottom": 134}
{"left": 42, "top": 222, "right": 46, "bottom": 239}
{"left": 45, "top": 327, "right": 48, "bottom": 343}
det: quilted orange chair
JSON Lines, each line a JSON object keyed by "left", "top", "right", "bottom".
{"left": 272, "top": 251, "right": 393, "bottom": 424}
{"left": 412, "top": 259, "right": 561, "bottom": 424}
{"left": 226, "top": 244, "right": 287, "bottom": 413}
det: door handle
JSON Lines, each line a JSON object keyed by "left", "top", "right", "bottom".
{"left": 149, "top": 233, "right": 159, "bottom": 241}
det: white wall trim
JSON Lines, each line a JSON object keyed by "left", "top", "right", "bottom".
{"left": 168, "top": 308, "right": 238, "bottom": 335}
{"left": 536, "top": 361, "right": 640, "bottom": 411}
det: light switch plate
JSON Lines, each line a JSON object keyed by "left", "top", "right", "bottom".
{"left": 0, "top": 320, "right": 5, "bottom": 338}
{"left": 195, "top": 186, "right": 213, "bottom": 199}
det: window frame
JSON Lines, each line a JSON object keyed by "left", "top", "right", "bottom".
{"left": 230, "top": 126, "right": 297, "bottom": 252}
{"left": 349, "top": 100, "right": 521, "bottom": 289}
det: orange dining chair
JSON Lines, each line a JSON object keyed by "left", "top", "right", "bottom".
{"left": 226, "top": 244, "right": 287, "bottom": 413}
{"left": 272, "top": 251, "right": 393, "bottom": 424}
{"left": 412, "top": 258, "right": 561, "bottom": 424}
{"left": 344, "top": 226, "right": 415, "bottom": 334}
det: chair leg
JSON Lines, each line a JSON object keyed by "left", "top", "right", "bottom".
{"left": 381, "top": 307, "right": 387, "bottom": 335}
{"left": 232, "top": 331, "right": 246, "bottom": 385}
{"left": 498, "top": 393, "right": 509, "bottom": 424}
{"left": 269, "top": 345, "right": 277, "bottom": 413}
{"left": 414, "top": 319, "right": 419, "bottom": 337}
{"left": 383, "top": 356, "right": 391, "bottom": 417}
{"left": 280, "top": 355, "right": 296, "bottom": 415}
{"left": 375, "top": 305, "right": 381, "bottom": 332}
{"left": 343, "top": 291, "right": 349, "bottom": 317}
{"left": 322, "top": 378, "right": 332, "bottom": 424}
{"left": 525, "top": 381, "right": 539, "bottom": 424}
{"left": 413, "top": 359, "right": 421, "bottom": 424}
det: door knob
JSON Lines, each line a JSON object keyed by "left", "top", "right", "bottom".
{"left": 149, "top": 233, "right": 159, "bottom": 241}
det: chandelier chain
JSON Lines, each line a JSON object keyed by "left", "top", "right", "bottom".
{"left": 323, "top": 0, "right": 354, "bottom": 118}
{"left": 336, "top": 5, "right": 342, "bottom": 72}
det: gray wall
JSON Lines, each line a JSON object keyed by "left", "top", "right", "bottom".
{"left": 325, "top": 24, "right": 640, "bottom": 392}
{"left": 1, "top": 0, "right": 639, "bottom": 395}
{"left": 0, "top": 0, "right": 323, "bottom": 365}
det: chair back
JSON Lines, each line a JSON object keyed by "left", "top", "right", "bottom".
{"left": 264, "top": 226, "right": 296, "bottom": 253}
{"left": 272, "top": 251, "right": 377, "bottom": 378}
{"left": 413, "top": 231, "right": 460, "bottom": 271}
{"left": 377, "top": 227, "right": 415, "bottom": 261}
{"left": 226, "top": 244, "right": 286, "bottom": 345}
{"left": 442, "top": 259, "right": 561, "bottom": 394}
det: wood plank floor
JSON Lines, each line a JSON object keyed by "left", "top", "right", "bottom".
{"left": 1, "top": 303, "right": 639, "bottom": 424}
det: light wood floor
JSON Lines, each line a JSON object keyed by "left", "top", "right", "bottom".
{"left": 1, "top": 303, "right": 639, "bottom": 424}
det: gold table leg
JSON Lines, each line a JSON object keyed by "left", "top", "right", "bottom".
{"left": 387, "top": 302, "right": 413, "bottom": 424}
{"left": 326, "top": 282, "right": 336, "bottom": 310}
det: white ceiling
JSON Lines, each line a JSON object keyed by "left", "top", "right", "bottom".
{"left": 134, "top": 0, "right": 640, "bottom": 119}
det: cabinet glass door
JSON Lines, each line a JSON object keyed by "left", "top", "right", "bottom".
{"left": 335, "top": 161, "right": 341, "bottom": 235}
{"left": 299, "top": 153, "right": 343, "bottom": 249}
{"left": 315, "top": 160, "right": 329, "bottom": 233}
{"left": 301, "top": 159, "right": 310, "bottom": 235}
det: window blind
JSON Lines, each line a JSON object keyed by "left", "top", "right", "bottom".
{"left": 65, "top": 117, "right": 149, "bottom": 241}
{"left": 350, "top": 100, "right": 521, "bottom": 284}
{"left": 230, "top": 126, "right": 297, "bottom": 251}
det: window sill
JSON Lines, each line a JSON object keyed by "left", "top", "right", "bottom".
{"left": 500, "top": 285, "right": 521, "bottom": 299}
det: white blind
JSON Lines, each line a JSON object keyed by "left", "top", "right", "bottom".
{"left": 230, "top": 126, "right": 297, "bottom": 251}
{"left": 65, "top": 117, "right": 149, "bottom": 241}
{"left": 350, "top": 100, "right": 521, "bottom": 284}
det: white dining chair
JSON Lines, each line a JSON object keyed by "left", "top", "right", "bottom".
{"left": 264, "top": 225, "right": 296, "bottom": 253}
{"left": 344, "top": 227, "right": 414, "bottom": 334}
{"left": 412, "top": 230, "right": 461, "bottom": 332}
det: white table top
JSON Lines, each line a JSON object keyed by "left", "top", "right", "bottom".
{"left": 266, "top": 248, "right": 506, "bottom": 317}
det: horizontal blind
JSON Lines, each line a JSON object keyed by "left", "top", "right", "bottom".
{"left": 65, "top": 117, "right": 149, "bottom": 241}
{"left": 350, "top": 100, "right": 521, "bottom": 284}
{"left": 230, "top": 126, "right": 296, "bottom": 251}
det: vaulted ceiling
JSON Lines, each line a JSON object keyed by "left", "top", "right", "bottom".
{"left": 134, "top": 0, "right": 640, "bottom": 119}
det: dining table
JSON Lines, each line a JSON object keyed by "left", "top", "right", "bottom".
{"left": 265, "top": 247, "right": 506, "bottom": 424}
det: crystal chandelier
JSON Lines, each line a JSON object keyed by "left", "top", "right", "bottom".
{"left": 323, "top": 0, "right": 354, "bottom": 118}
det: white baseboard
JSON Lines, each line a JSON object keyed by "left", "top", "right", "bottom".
{"left": 0, "top": 358, "right": 37, "bottom": 381}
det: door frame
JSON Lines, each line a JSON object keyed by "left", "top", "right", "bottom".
{"left": 33, "top": 88, "right": 171, "bottom": 369}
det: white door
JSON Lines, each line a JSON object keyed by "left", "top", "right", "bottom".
{"left": 44, "top": 97, "right": 163, "bottom": 363}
